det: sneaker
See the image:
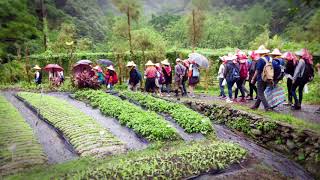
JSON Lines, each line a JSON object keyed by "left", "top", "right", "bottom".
{"left": 250, "top": 106, "right": 258, "bottom": 110}
{"left": 239, "top": 98, "right": 246, "bottom": 103}
{"left": 226, "top": 98, "right": 233, "bottom": 103}
{"left": 246, "top": 96, "right": 253, "bottom": 100}
{"left": 166, "top": 94, "right": 171, "bottom": 97}
{"left": 233, "top": 98, "right": 238, "bottom": 102}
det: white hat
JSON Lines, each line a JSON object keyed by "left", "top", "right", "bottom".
{"left": 295, "top": 50, "right": 303, "bottom": 57}
{"left": 270, "top": 48, "right": 282, "bottom": 56}
{"left": 161, "top": 59, "right": 170, "bottom": 65}
{"left": 126, "top": 61, "right": 136, "bottom": 67}
{"left": 33, "top": 65, "right": 41, "bottom": 70}
{"left": 176, "top": 58, "right": 182, "bottom": 62}
{"left": 107, "top": 65, "right": 115, "bottom": 71}
{"left": 225, "top": 53, "right": 237, "bottom": 61}
{"left": 255, "top": 45, "right": 270, "bottom": 54}
{"left": 145, "top": 60, "right": 155, "bottom": 66}
{"left": 155, "top": 63, "right": 161, "bottom": 67}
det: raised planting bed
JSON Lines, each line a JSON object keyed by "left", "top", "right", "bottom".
{"left": 17, "top": 92, "right": 125, "bottom": 157}
{"left": 0, "top": 95, "right": 46, "bottom": 176}
{"left": 8, "top": 141, "right": 247, "bottom": 179}
{"left": 74, "top": 90, "right": 179, "bottom": 141}
{"left": 119, "top": 91, "right": 213, "bottom": 135}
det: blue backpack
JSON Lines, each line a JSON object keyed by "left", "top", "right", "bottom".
{"left": 229, "top": 64, "right": 240, "bottom": 82}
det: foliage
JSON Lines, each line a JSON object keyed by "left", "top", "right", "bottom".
{"left": 7, "top": 141, "right": 246, "bottom": 179}
{"left": 50, "top": 23, "right": 76, "bottom": 53}
{"left": 0, "top": 95, "right": 46, "bottom": 176}
{"left": 74, "top": 90, "right": 179, "bottom": 141}
{"left": 17, "top": 92, "right": 124, "bottom": 157}
{"left": 149, "top": 13, "right": 181, "bottom": 32}
{"left": 120, "top": 91, "right": 213, "bottom": 135}
{"left": 0, "top": 60, "right": 28, "bottom": 83}
{"left": 303, "top": 74, "right": 320, "bottom": 105}
{"left": 226, "top": 117, "right": 252, "bottom": 135}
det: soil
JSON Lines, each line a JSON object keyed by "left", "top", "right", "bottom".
{"left": 2, "top": 91, "right": 78, "bottom": 164}
{"left": 47, "top": 92, "right": 149, "bottom": 150}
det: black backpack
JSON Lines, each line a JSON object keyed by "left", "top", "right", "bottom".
{"left": 229, "top": 63, "right": 240, "bottom": 82}
{"left": 302, "top": 63, "right": 314, "bottom": 83}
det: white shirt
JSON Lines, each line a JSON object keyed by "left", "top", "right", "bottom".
{"left": 217, "top": 64, "right": 225, "bottom": 79}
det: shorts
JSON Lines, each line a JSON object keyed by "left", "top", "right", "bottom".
{"left": 189, "top": 77, "right": 199, "bottom": 86}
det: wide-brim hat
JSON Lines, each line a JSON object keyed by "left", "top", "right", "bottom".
{"left": 295, "top": 50, "right": 303, "bottom": 57}
{"left": 161, "top": 59, "right": 170, "bottom": 65}
{"left": 270, "top": 48, "right": 282, "bottom": 56}
{"left": 155, "top": 63, "right": 161, "bottom": 67}
{"left": 255, "top": 45, "right": 270, "bottom": 54}
{"left": 33, "top": 65, "right": 41, "bottom": 70}
{"left": 225, "top": 53, "right": 237, "bottom": 61}
{"left": 126, "top": 61, "right": 136, "bottom": 67}
{"left": 176, "top": 58, "right": 182, "bottom": 62}
{"left": 145, "top": 60, "right": 155, "bottom": 66}
{"left": 107, "top": 65, "right": 115, "bottom": 71}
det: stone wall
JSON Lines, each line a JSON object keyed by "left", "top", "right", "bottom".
{"left": 184, "top": 100, "right": 320, "bottom": 178}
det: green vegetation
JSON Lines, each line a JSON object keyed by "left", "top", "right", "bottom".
{"left": 17, "top": 92, "right": 124, "bottom": 157}
{"left": 74, "top": 90, "right": 179, "bottom": 141}
{"left": 7, "top": 141, "right": 246, "bottom": 180}
{"left": 120, "top": 91, "right": 213, "bottom": 135}
{"left": 0, "top": 95, "right": 46, "bottom": 176}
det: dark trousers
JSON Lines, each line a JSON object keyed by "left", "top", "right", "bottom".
{"left": 253, "top": 81, "right": 270, "bottom": 109}
{"left": 182, "top": 80, "right": 187, "bottom": 95}
{"left": 219, "top": 78, "right": 226, "bottom": 97}
{"left": 234, "top": 79, "right": 246, "bottom": 98}
{"left": 287, "top": 79, "right": 293, "bottom": 103}
{"left": 292, "top": 80, "right": 306, "bottom": 107}
{"left": 145, "top": 78, "right": 156, "bottom": 93}
{"left": 227, "top": 79, "right": 244, "bottom": 99}
{"left": 249, "top": 82, "right": 257, "bottom": 98}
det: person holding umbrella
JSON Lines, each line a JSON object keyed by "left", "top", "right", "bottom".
{"left": 188, "top": 62, "right": 200, "bottom": 98}
{"left": 126, "top": 61, "right": 141, "bottom": 91}
{"left": 33, "top": 65, "right": 42, "bottom": 85}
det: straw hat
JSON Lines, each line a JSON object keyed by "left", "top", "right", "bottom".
{"left": 295, "top": 50, "right": 303, "bottom": 57}
{"left": 33, "top": 65, "right": 41, "bottom": 70}
{"left": 155, "top": 63, "right": 161, "bottom": 68}
{"left": 176, "top": 58, "right": 182, "bottom": 62}
{"left": 145, "top": 60, "right": 155, "bottom": 66}
{"left": 161, "top": 59, "right": 170, "bottom": 66}
{"left": 225, "top": 53, "right": 237, "bottom": 61}
{"left": 255, "top": 45, "right": 270, "bottom": 54}
{"left": 270, "top": 48, "right": 282, "bottom": 56}
{"left": 107, "top": 65, "right": 115, "bottom": 71}
{"left": 126, "top": 61, "right": 136, "bottom": 67}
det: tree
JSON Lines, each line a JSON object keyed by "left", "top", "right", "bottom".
{"left": 112, "top": 0, "right": 141, "bottom": 58}
{"left": 51, "top": 23, "right": 76, "bottom": 53}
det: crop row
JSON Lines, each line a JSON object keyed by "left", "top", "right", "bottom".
{"left": 17, "top": 92, "right": 125, "bottom": 157}
{"left": 0, "top": 95, "right": 46, "bottom": 176}
{"left": 74, "top": 90, "right": 179, "bottom": 141}
{"left": 34, "top": 141, "right": 246, "bottom": 179}
{"left": 120, "top": 91, "right": 213, "bottom": 135}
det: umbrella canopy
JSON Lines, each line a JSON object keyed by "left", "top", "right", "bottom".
{"left": 188, "top": 53, "right": 209, "bottom": 68}
{"left": 44, "top": 64, "right": 63, "bottom": 72}
{"left": 76, "top": 59, "right": 92, "bottom": 65}
{"left": 72, "top": 63, "right": 92, "bottom": 74}
{"left": 97, "top": 59, "right": 113, "bottom": 67}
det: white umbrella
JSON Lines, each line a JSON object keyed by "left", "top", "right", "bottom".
{"left": 188, "top": 53, "right": 209, "bottom": 68}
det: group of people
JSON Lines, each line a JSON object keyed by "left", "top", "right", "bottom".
{"left": 217, "top": 45, "right": 314, "bottom": 111}
{"left": 126, "top": 58, "right": 201, "bottom": 98}
{"left": 32, "top": 65, "right": 64, "bottom": 86}
{"left": 82, "top": 65, "right": 119, "bottom": 90}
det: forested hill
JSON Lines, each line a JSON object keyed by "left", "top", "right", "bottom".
{"left": 0, "top": 0, "right": 319, "bottom": 61}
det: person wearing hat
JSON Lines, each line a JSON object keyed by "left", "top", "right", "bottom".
{"left": 247, "top": 51, "right": 259, "bottom": 100}
{"left": 234, "top": 51, "right": 249, "bottom": 102}
{"left": 33, "top": 65, "right": 42, "bottom": 85}
{"left": 282, "top": 52, "right": 297, "bottom": 105}
{"left": 270, "top": 48, "right": 285, "bottom": 85}
{"left": 174, "top": 58, "right": 187, "bottom": 98}
{"left": 224, "top": 53, "right": 243, "bottom": 103}
{"left": 291, "top": 49, "right": 313, "bottom": 110}
{"left": 217, "top": 56, "right": 227, "bottom": 98}
{"left": 250, "top": 45, "right": 272, "bottom": 111}
{"left": 144, "top": 60, "right": 157, "bottom": 93}
{"left": 105, "top": 65, "right": 118, "bottom": 90}
{"left": 154, "top": 63, "right": 165, "bottom": 96}
{"left": 161, "top": 59, "right": 172, "bottom": 96}
{"left": 127, "top": 61, "right": 141, "bottom": 91}
{"left": 93, "top": 65, "right": 105, "bottom": 85}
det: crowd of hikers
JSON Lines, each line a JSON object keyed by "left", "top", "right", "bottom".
{"left": 32, "top": 45, "right": 316, "bottom": 111}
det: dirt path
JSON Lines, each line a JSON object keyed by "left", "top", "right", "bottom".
{"left": 2, "top": 91, "right": 78, "bottom": 164}
{"left": 48, "top": 92, "right": 148, "bottom": 150}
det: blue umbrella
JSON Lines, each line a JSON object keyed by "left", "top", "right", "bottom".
{"left": 76, "top": 59, "right": 92, "bottom": 65}
{"left": 98, "top": 59, "right": 113, "bottom": 67}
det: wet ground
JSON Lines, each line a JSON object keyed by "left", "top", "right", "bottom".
{"left": 2, "top": 91, "right": 78, "bottom": 164}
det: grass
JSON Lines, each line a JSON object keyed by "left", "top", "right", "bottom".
{"left": 0, "top": 95, "right": 46, "bottom": 176}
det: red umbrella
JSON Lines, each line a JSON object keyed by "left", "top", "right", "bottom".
{"left": 44, "top": 64, "right": 64, "bottom": 72}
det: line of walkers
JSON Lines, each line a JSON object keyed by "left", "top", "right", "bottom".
{"left": 217, "top": 45, "right": 314, "bottom": 111}
{"left": 126, "top": 58, "right": 201, "bottom": 98}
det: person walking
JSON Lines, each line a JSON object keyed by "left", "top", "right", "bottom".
{"left": 155, "top": 63, "right": 164, "bottom": 96}
{"left": 291, "top": 49, "right": 314, "bottom": 110}
{"left": 224, "top": 54, "right": 242, "bottom": 103}
{"left": 174, "top": 58, "right": 187, "bottom": 98}
{"left": 161, "top": 59, "right": 172, "bottom": 96}
{"left": 234, "top": 53, "right": 248, "bottom": 102}
{"left": 282, "top": 52, "right": 296, "bottom": 105}
{"left": 250, "top": 45, "right": 272, "bottom": 111}
{"left": 182, "top": 60, "right": 190, "bottom": 96}
{"left": 270, "top": 49, "right": 285, "bottom": 85}
{"left": 144, "top": 60, "right": 157, "bottom": 93}
{"left": 247, "top": 51, "right": 259, "bottom": 100}
{"left": 188, "top": 62, "right": 200, "bottom": 98}
{"left": 127, "top": 61, "right": 141, "bottom": 91}
{"left": 33, "top": 65, "right": 42, "bottom": 85}
{"left": 217, "top": 56, "right": 226, "bottom": 98}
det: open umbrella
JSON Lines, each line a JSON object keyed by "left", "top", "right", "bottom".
{"left": 44, "top": 64, "right": 63, "bottom": 72}
{"left": 97, "top": 59, "right": 113, "bottom": 67}
{"left": 188, "top": 53, "right": 209, "bottom": 68}
{"left": 76, "top": 59, "right": 92, "bottom": 65}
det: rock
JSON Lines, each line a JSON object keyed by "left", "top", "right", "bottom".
{"left": 251, "top": 129, "right": 262, "bottom": 136}
{"left": 286, "top": 140, "right": 296, "bottom": 150}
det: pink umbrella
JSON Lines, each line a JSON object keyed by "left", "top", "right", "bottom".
{"left": 44, "top": 64, "right": 63, "bottom": 72}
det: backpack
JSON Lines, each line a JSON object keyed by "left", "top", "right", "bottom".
{"left": 302, "top": 63, "right": 314, "bottom": 83}
{"left": 112, "top": 73, "right": 118, "bottom": 84}
{"left": 262, "top": 57, "right": 274, "bottom": 82}
{"left": 273, "top": 59, "right": 285, "bottom": 81}
{"left": 239, "top": 63, "right": 248, "bottom": 80}
{"left": 229, "top": 64, "right": 240, "bottom": 82}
